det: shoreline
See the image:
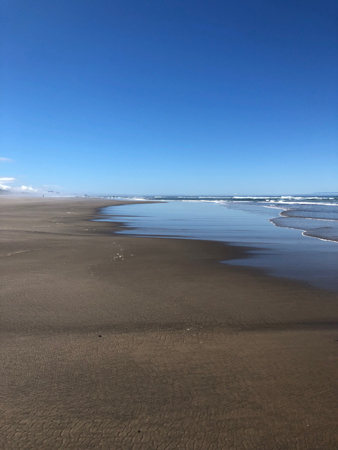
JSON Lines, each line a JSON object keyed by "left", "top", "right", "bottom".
{"left": 96, "top": 201, "right": 338, "bottom": 293}
{"left": 1, "top": 197, "right": 338, "bottom": 449}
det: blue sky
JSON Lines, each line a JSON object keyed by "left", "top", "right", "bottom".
{"left": 1, "top": 0, "right": 337, "bottom": 195}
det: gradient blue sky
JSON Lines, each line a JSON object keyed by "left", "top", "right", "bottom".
{"left": 1, "top": 0, "right": 337, "bottom": 195}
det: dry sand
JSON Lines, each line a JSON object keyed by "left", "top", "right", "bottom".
{"left": 1, "top": 197, "right": 338, "bottom": 449}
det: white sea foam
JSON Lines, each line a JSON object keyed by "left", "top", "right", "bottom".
{"left": 269, "top": 218, "right": 338, "bottom": 244}
{"left": 270, "top": 201, "right": 337, "bottom": 206}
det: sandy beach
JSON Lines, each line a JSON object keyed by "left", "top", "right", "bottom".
{"left": 1, "top": 197, "right": 338, "bottom": 450}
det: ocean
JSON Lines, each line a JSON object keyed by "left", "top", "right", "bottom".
{"left": 98, "top": 195, "right": 338, "bottom": 291}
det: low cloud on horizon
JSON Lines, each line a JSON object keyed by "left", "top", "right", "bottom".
{"left": 1, "top": 158, "right": 62, "bottom": 195}
{"left": 0, "top": 177, "right": 39, "bottom": 193}
{"left": 0, "top": 157, "right": 41, "bottom": 193}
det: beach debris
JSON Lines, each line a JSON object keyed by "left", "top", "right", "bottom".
{"left": 5, "top": 249, "right": 31, "bottom": 257}
{"left": 113, "top": 247, "right": 125, "bottom": 260}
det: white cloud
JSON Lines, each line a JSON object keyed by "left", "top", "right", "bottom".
{"left": 0, "top": 157, "right": 13, "bottom": 162}
{"left": 15, "top": 185, "right": 39, "bottom": 192}
{"left": 0, "top": 177, "right": 15, "bottom": 190}
{"left": 0, "top": 177, "right": 39, "bottom": 193}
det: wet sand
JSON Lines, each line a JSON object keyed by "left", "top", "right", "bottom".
{"left": 1, "top": 197, "right": 338, "bottom": 449}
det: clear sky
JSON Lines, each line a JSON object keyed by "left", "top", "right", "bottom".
{"left": 1, "top": 0, "right": 337, "bottom": 195}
